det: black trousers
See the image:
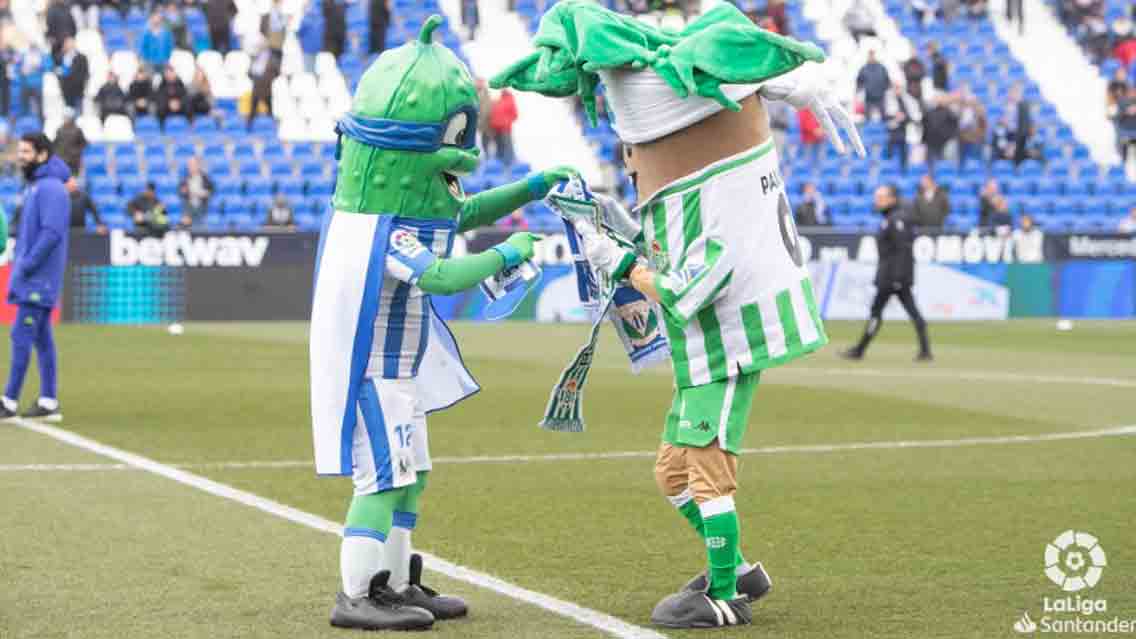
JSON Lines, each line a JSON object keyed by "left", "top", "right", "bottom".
{"left": 852, "top": 285, "right": 931, "bottom": 355}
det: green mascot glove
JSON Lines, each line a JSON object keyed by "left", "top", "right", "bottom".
{"left": 527, "top": 165, "right": 580, "bottom": 200}
{"left": 492, "top": 232, "right": 543, "bottom": 269}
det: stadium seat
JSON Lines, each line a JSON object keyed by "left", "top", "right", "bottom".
{"left": 240, "top": 160, "right": 263, "bottom": 178}
{"left": 163, "top": 117, "right": 190, "bottom": 136}
{"left": 193, "top": 118, "right": 220, "bottom": 135}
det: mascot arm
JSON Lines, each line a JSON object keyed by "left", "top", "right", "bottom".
{"left": 417, "top": 251, "right": 505, "bottom": 296}
{"left": 457, "top": 167, "right": 579, "bottom": 233}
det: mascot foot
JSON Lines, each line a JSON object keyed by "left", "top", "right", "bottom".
{"left": 396, "top": 553, "right": 468, "bottom": 620}
{"left": 329, "top": 570, "right": 435, "bottom": 631}
{"left": 682, "top": 562, "right": 772, "bottom": 603}
{"left": 651, "top": 589, "right": 752, "bottom": 629}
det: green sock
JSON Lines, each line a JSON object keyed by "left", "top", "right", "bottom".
{"left": 700, "top": 497, "right": 741, "bottom": 600}
{"left": 676, "top": 495, "right": 747, "bottom": 569}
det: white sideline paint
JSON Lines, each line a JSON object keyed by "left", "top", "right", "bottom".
{"left": 6, "top": 424, "right": 1134, "bottom": 473}
{"left": 799, "top": 367, "right": 1136, "bottom": 389}
{"left": 10, "top": 419, "right": 666, "bottom": 639}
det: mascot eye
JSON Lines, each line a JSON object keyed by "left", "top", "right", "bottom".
{"left": 442, "top": 113, "right": 468, "bottom": 146}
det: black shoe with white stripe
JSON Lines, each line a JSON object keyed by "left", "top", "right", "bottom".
{"left": 0, "top": 404, "right": 17, "bottom": 421}
{"left": 651, "top": 589, "right": 752, "bottom": 629}
{"left": 682, "top": 563, "right": 772, "bottom": 603}
{"left": 21, "top": 402, "right": 62, "bottom": 423}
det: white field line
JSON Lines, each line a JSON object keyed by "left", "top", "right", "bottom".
{"left": 5, "top": 424, "right": 1135, "bottom": 473}
{"left": 796, "top": 368, "right": 1136, "bottom": 389}
{"left": 9, "top": 418, "right": 666, "bottom": 639}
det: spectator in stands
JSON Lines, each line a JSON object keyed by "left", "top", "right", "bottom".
{"left": 1005, "top": 0, "right": 1024, "bottom": 34}
{"left": 843, "top": 0, "right": 876, "bottom": 43}
{"left": 956, "top": 86, "right": 986, "bottom": 168}
{"left": 885, "top": 82, "right": 917, "bottom": 172}
{"left": 53, "top": 115, "right": 86, "bottom": 176}
{"left": 1118, "top": 207, "right": 1136, "bottom": 234}
{"left": 206, "top": 0, "right": 238, "bottom": 54}
{"left": 912, "top": 173, "right": 950, "bottom": 228}
{"left": 461, "top": 0, "right": 480, "bottom": 40}
{"left": 247, "top": 45, "right": 279, "bottom": 127}
{"left": 164, "top": 2, "right": 190, "bottom": 50}
{"left": 1017, "top": 213, "right": 1034, "bottom": 232}
{"left": 0, "top": 29, "right": 10, "bottom": 118}
{"left": 70, "top": 0, "right": 99, "bottom": 31}
{"left": 1107, "top": 67, "right": 1129, "bottom": 109}
{"left": 922, "top": 94, "right": 959, "bottom": 169}
{"left": 978, "top": 179, "right": 1002, "bottom": 226}
{"left": 1006, "top": 83, "right": 1035, "bottom": 164}
{"left": 498, "top": 209, "right": 529, "bottom": 230}
{"left": 476, "top": 79, "right": 493, "bottom": 154}
{"left": 765, "top": 0, "right": 791, "bottom": 36}
{"left": 95, "top": 72, "right": 129, "bottom": 122}
{"left": 323, "top": 0, "right": 347, "bottom": 58}
{"left": 964, "top": 0, "right": 987, "bottom": 19}
{"left": 261, "top": 0, "right": 289, "bottom": 64}
{"left": 1113, "top": 20, "right": 1136, "bottom": 67}
{"left": 368, "top": 0, "right": 390, "bottom": 54}
{"left": 140, "top": 11, "right": 175, "bottom": 70}
{"left": 128, "top": 182, "right": 169, "bottom": 236}
{"left": 128, "top": 67, "right": 155, "bottom": 117}
{"left": 928, "top": 42, "right": 950, "bottom": 92}
{"left": 155, "top": 64, "right": 189, "bottom": 126}
{"left": 990, "top": 116, "right": 1016, "bottom": 162}
{"left": 767, "top": 99, "right": 793, "bottom": 152}
{"left": 188, "top": 68, "right": 213, "bottom": 119}
{"left": 45, "top": 0, "right": 76, "bottom": 60}
{"left": 856, "top": 50, "right": 890, "bottom": 122}
{"left": 0, "top": 121, "right": 15, "bottom": 175}
{"left": 18, "top": 46, "right": 49, "bottom": 120}
{"left": 798, "top": 107, "right": 825, "bottom": 162}
{"left": 794, "top": 182, "right": 827, "bottom": 226}
{"left": 1116, "top": 85, "right": 1136, "bottom": 164}
{"left": 56, "top": 37, "right": 89, "bottom": 113}
{"left": 911, "top": 0, "right": 939, "bottom": 27}
{"left": 66, "top": 176, "right": 105, "bottom": 234}
{"left": 178, "top": 157, "right": 214, "bottom": 226}
{"left": 489, "top": 88, "right": 518, "bottom": 166}
{"left": 1079, "top": 14, "right": 1110, "bottom": 62}
{"left": 902, "top": 54, "right": 927, "bottom": 102}
{"left": 987, "top": 194, "right": 1013, "bottom": 230}
{"left": 264, "top": 194, "right": 296, "bottom": 231}
{"left": 298, "top": 2, "right": 323, "bottom": 72}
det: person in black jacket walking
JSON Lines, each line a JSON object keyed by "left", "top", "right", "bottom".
{"left": 842, "top": 184, "right": 933, "bottom": 362}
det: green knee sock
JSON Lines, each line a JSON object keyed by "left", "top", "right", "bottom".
{"left": 699, "top": 497, "right": 741, "bottom": 600}
{"left": 344, "top": 488, "right": 404, "bottom": 535}
{"left": 677, "top": 495, "right": 747, "bottom": 571}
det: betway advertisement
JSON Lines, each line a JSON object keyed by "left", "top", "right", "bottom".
{"left": 41, "top": 228, "right": 1136, "bottom": 323}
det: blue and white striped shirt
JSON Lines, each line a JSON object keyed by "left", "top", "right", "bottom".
{"left": 366, "top": 218, "right": 456, "bottom": 380}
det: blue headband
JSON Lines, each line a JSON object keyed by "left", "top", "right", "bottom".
{"left": 334, "top": 105, "right": 479, "bottom": 159}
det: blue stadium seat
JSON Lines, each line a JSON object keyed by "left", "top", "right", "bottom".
{"left": 291, "top": 143, "right": 315, "bottom": 159}
{"left": 163, "top": 116, "right": 190, "bottom": 136}
{"left": 307, "top": 182, "right": 333, "bottom": 198}
{"left": 216, "top": 178, "right": 242, "bottom": 197}
{"left": 193, "top": 118, "right": 219, "bottom": 134}
{"left": 239, "top": 160, "right": 262, "bottom": 177}
{"left": 278, "top": 181, "right": 305, "bottom": 198}
{"left": 222, "top": 118, "right": 246, "bottom": 136}
{"left": 134, "top": 116, "right": 160, "bottom": 137}
{"left": 246, "top": 181, "right": 272, "bottom": 197}
{"left": 300, "top": 161, "right": 324, "bottom": 178}
{"left": 270, "top": 161, "right": 293, "bottom": 178}
{"left": 120, "top": 177, "right": 145, "bottom": 196}
{"left": 221, "top": 196, "right": 249, "bottom": 215}
{"left": 250, "top": 116, "right": 277, "bottom": 136}
{"left": 263, "top": 144, "right": 286, "bottom": 160}
{"left": 116, "top": 159, "right": 140, "bottom": 177}
{"left": 233, "top": 141, "right": 256, "bottom": 158}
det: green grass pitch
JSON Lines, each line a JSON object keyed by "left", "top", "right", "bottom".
{"left": 1, "top": 319, "right": 1134, "bottom": 638}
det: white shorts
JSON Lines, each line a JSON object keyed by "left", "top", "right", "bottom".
{"left": 351, "top": 377, "right": 432, "bottom": 496}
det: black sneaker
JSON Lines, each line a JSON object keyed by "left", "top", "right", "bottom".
{"left": 651, "top": 589, "right": 752, "bottom": 628}
{"left": 839, "top": 348, "right": 864, "bottom": 361}
{"left": 21, "top": 402, "right": 62, "bottom": 423}
{"left": 329, "top": 570, "right": 435, "bottom": 631}
{"left": 0, "top": 404, "right": 17, "bottom": 421}
{"left": 395, "top": 553, "right": 468, "bottom": 620}
{"left": 682, "top": 563, "right": 772, "bottom": 603}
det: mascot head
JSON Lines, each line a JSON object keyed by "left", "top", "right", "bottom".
{"left": 333, "top": 15, "right": 480, "bottom": 219}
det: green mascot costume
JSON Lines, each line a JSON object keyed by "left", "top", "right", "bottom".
{"left": 309, "top": 16, "right": 577, "bottom": 631}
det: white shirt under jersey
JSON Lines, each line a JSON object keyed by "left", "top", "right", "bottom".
{"left": 365, "top": 220, "right": 455, "bottom": 380}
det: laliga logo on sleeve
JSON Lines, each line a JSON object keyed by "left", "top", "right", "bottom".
{"left": 1045, "top": 530, "right": 1107, "bottom": 592}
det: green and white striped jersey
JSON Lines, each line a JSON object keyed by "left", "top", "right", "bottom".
{"left": 636, "top": 139, "right": 827, "bottom": 388}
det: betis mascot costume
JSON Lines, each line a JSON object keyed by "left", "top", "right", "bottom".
{"left": 309, "top": 16, "right": 576, "bottom": 632}
{"left": 493, "top": 0, "right": 865, "bottom": 629}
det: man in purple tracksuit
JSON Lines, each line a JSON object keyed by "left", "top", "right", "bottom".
{"left": 1, "top": 133, "right": 71, "bottom": 422}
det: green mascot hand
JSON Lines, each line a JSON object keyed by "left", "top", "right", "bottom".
{"left": 527, "top": 166, "right": 581, "bottom": 200}
{"left": 493, "top": 232, "right": 544, "bottom": 269}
